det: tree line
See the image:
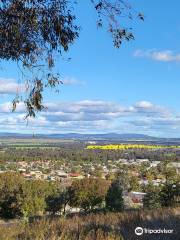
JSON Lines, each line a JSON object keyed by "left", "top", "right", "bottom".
{"left": 0, "top": 171, "right": 179, "bottom": 220}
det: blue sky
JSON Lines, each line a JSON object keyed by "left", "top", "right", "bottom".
{"left": 1, "top": 0, "right": 180, "bottom": 137}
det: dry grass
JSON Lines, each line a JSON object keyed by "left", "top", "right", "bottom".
{"left": 0, "top": 208, "right": 179, "bottom": 240}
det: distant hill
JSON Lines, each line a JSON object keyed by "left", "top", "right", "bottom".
{"left": 1, "top": 132, "right": 180, "bottom": 143}
{"left": 0, "top": 132, "right": 161, "bottom": 141}
{"left": 46, "top": 133, "right": 159, "bottom": 141}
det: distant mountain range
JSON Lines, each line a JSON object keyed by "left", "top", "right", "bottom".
{"left": 0, "top": 132, "right": 176, "bottom": 141}
{"left": 46, "top": 133, "right": 159, "bottom": 141}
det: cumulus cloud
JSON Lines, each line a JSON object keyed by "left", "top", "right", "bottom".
{"left": 62, "top": 77, "right": 85, "bottom": 86}
{"left": 0, "top": 100, "right": 126, "bottom": 133}
{"left": 0, "top": 99, "right": 179, "bottom": 136}
{"left": 0, "top": 76, "right": 84, "bottom": 96}
{"left": 132, "top": 101, "right": 171, "bottom": 117}
{"left": 0, "top": 78, "right": 25, "bottom": 94}
{"left": 134, "top": 49, "right": 180, "bottom": 62}
{"left": 43, "top": 100, "right": 127, "bottom": 122}
{"left": 42, "top": 100, "right": 169, "bottom": 123}
{"left": 0, "top": 102, "right": 25, "bottom": 113}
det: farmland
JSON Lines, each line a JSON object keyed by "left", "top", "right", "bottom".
{"left": 86, "top": 144, "right": 180, "bottom": 150}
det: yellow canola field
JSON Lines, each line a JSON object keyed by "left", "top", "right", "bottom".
{"left": 86, "top": 144, "right": 180, "bottom": 150}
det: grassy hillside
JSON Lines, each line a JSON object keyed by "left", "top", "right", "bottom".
{"left": 0, "top": 208, "right": 179, "bottom": 240}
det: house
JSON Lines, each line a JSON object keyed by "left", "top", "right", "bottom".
{"left": 18, "top": 168, "right": 26, "bottom": 173}
{"left": 22, "top": 173, "right": 33, "bottom": 179}
{"left": 68, "top": 173, "right": 84, "bottom": 179}
{"left": 56, "top": 170, "right": 68, "bottom": 178}
{"left": 17, "top": 161, "right": 28, "bottom": 167}
{"left": 129, "top": 191, "right": 146, "bottom": 204}
{"left": 150, "top": 161, "right": 161, "bottom": 167}
{"left": 137, "top": 159, "right": 149, "bottom": 164}
{"left": 65, "top": 204, "right": 81, "bottom": 214}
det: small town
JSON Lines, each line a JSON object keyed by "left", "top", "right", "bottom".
{"left": 1, "top": 145, "right": 179, "bottom": 212}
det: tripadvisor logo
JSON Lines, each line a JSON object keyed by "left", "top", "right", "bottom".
{"left": 135, "top": 227, "right": 143, "bottom": 236}
{"left": 135, "top": 227, "right": 174, "bottom": 236}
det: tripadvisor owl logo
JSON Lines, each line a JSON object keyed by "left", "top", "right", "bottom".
{"left": 135, "top": 227, "right": 143, "bottom": 236}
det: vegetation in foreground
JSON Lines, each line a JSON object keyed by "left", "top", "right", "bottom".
{"left": 0, "top": 171, "right": 179, "bottom": 219}
{"left": 0, "top": 208, "right": 179, "bottom": 240}
{"left": 0, "top": 145, "right": 179, "bottom": 239}
{"left": 0, "top": 171, "right": 179, "bottom": 240}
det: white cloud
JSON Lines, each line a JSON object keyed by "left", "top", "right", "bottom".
{"left": 128, "top": 116, "right": 180, "bottom": 134}
{"left": 0, "top": 78, "right": 25, "bottom": 94}
{"left": 0, "top": 99, "right": 180, "bottom": 137}
{"left": 0, "top": 102, "right": 25, "bottom": 113}
{"left": 132, "top": 101, "right": 171, "bottom": 117}
{"left": 134, "top": 101, "right": 153, "bottom": 109}
{"left": 62, "top": 77, "right": 85, "bottom": 86}
{"left": 134, "top": 49, "right": 180, "bottom": 62}
{"left": 42, "top": 100, "right": 129, "bottom": 123}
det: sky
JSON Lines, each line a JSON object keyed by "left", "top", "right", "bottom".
{"left": 1, "top": 0, "right": 180, "bottom": 137}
